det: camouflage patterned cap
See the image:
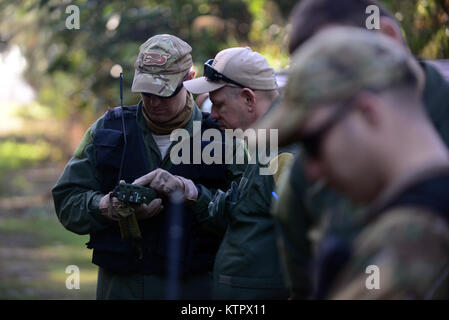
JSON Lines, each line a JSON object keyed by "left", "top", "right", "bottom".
{"left": 131, "top": 34, "right": 193, "bottom": 97}
{"left": 257, "top": 26, "right": 425, "bottom": 147}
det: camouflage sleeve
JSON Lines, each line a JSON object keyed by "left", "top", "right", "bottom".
{"left": 329, "top": 208, "right": 449, "bottom": 299}
{"left": 51, "top": 118, "right": 113, "bottom": 235}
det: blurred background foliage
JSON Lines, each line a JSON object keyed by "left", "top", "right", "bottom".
{"left": 0, "top": 0, "right": 447, "bottom": 124}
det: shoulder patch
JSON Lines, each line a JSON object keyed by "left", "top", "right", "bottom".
{"left": 74, "top": 127, "right": 93, "bottom": 158}
{"left": 268, "top": 152, "right": 294, "bottom": 185}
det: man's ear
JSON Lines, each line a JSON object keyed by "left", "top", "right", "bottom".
{"left": 353, "top": 91, "right": 382, "bottom": 128}
{"left": 379, "top": 17, "right": 404, "bottom": 46}
{"left": 240, "top": 88, "right": 256, "bottom": 112}
{"left": 187, "top": 70, "right": 196, "bottom": 80}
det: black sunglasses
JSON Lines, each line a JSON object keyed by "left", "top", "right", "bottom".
{"left": 141, "top": 73, "right": 189, "bottom": 99}
{"left": 300, "top": 99, "right": 357, "bottom": 159}
{"left": 204, "top": 59, "right": 246, "bottom": 88}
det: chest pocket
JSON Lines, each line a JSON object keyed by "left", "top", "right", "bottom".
{"left": 232, "top": 164, "right": 258, "bottom": 204}
{"left": 93, "top": 129, "right": 123, "bottom": 170}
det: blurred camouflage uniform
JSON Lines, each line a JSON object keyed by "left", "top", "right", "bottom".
{"left": 273, "top": 57, "right": 449, "bottom": 299}
{"left": 272, "top": 153, "right": 361, "bottom": 298}
{"left": 263, "top": 27, "right": 449, "bottom": 299}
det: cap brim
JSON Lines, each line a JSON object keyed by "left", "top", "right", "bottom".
{"left": 131, "top": 70, "right": 182, "bottom": 97}
{"left": 183, "top": 77, "right": 226, "bottom": 95}
{"left": 255, "top": 101, "right": 304, "bottom": 148}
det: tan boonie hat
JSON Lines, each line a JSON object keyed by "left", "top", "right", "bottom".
{"left": 256, "top": 26, "right": 425, "bottom": 147}
{"left": 183, "top": 47, "right": 278, "bottom": 94}
{"left": 131, "top": 34, "right": 193, "bottom": 97}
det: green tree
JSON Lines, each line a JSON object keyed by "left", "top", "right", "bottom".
{"left": 0, "top": 0, "right": 447, "bottom": 121}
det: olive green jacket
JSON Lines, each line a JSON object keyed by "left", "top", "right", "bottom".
{"left": 52, "top": 103, "right": 244, "bottom": 236}
{"left": 52, "top": 102, "right": 245, "bottom": 299}
{"left": 198, "top": 149, "right": 295, "bottom": 299}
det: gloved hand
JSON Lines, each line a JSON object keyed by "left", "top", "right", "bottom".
{"left": 132, "top": 198, "right": 164, "bottom": 220}
{"left": 99, "top": 192, "right": 120, "bottom": 221}
{"left": 132, "top": 168, "right": 198, "bottom": 202}
{"left": 99, "top": 191, "right": 163, "bottom": 221}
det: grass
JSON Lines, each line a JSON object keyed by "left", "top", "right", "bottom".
{"left": 0, "top": 101, "right": 98, "bottom": 299}
{"left": 0, "top": 213, "right": 97, "bottom": 299}
{"left": 0, "top": 139, "right": 56, "bottom": 170}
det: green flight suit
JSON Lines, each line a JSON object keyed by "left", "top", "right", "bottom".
{"left": 52, "top": 102, "right": 245, "bottom": 299}
{"left": 272, "top": 61, "right": 449, "bottom": 299}
{"left": 197, "top": 150, "right": 295, "bottom": 299}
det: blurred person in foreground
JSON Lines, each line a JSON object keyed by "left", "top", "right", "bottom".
{"left": 259, "top": 26, "right": 449, "bottom": 299}
{"left": 270, "top": 0, "right": 449, "bottom": 299}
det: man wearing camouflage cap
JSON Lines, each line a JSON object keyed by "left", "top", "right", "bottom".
{"left": 269, "top": 0, "right": 449, "bottom": 299}
{"left": 259, "top": 26, "right": 449, "bottom": 299}
{"left": 52, "top": 34, "right": 245, "bottom": 299}
{"left": 183, "top": 47, "right": 293, "bottom": 299}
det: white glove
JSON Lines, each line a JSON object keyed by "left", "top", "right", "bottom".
{"left": 132, "top": 168, "right": 198, "bottom": 202}
{"left": 99, "top": 192, "right": 163, "bottom": 221}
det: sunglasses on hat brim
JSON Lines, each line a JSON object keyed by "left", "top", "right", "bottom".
{"left": 203, "top": 59, "right": 246, "bottom": 88}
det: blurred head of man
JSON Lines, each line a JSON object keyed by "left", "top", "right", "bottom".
{"left": 131, "top": 34, "right": 195, "bottom": 124}
{"left": 289, "top": 0, "right": 404, "bottom": 54}
{"left": 258, "top": 27, "right": 448, "bottom": 204}
{"left": 183, "top": 47, "right": 279, "bottom": 130}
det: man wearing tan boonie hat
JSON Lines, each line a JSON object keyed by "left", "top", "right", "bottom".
{"left": 259, "top": 26, "right": 449, "bottom": 299}
{"left": 52, "top": 34, "right": 247, "bottom": 299}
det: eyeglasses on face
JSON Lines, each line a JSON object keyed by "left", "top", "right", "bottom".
{"left": 299, "top": 99, "right": 357, "bottom": 159}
